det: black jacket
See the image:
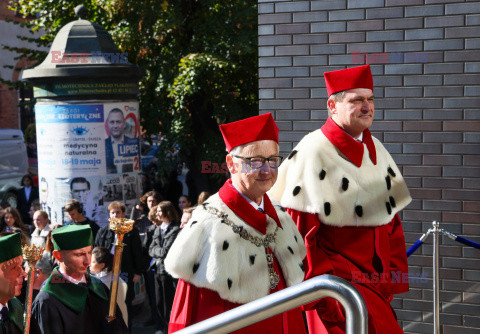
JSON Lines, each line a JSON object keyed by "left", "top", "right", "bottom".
{"left": 94, "top": 225, "right": 143, "bottom": 276}
{"left": 75, "top": 218, "right": 100, "bottom": 240}
{"left": 16, "top": 186, "right": 39, "bottom": 225}
{"left": 148, "top": 223, "right": 181, "bottom": 275}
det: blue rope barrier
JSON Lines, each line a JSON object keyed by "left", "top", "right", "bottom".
{"left": 407, "top": 239, "right": 423, "bottom": 257}
{"left": 454, "top": 236, "right": 480, "bottom": 250}
{"left": 406, "top": 223, "right": 480, "bottom": 257}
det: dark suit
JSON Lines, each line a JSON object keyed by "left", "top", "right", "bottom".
{"left": 16, "top": 186, "right": 38, "bottom": 225}
{"left": 105, "top": 136, "right": 135, "bottom": 174}
{"left": 148, "top": 223, "right": 181, "bottom": 331}
{"left": 94, "top": 225, "right": 143, "bottom": 330}
{"left": 94, "top": 225, "right": 143, "bottom": 277}
{"left": 74, "top": 218, "right": 100, "bottom": 240}
{"left": 0, "top": 298, "right": 23, "bottom": 334}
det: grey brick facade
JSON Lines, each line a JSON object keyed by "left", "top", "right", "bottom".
{"left": 258, "top": 1, "right": 480, "bottom": 333}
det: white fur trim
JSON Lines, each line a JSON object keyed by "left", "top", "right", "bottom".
{"left": 165, "top": 193, "right": 306, "bottom": 304}
{"left": 269, "top": 129, "right": 411, "bottom": 227}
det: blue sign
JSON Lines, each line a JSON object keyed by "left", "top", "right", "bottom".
{"left": 35, "top": 104, "right": 104, "bottom": 123}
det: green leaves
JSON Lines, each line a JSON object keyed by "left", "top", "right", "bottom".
{"left": 4, "top": 0, "right": 258, "bottom": 191}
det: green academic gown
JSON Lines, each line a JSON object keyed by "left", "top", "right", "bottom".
{"left": 31, "top": 270, "right": 127, "bottom": 334}
{"left": 0, "top": 298, "right": 23, "bottom": 334}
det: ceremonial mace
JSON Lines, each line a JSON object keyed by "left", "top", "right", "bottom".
{"left": 22, "top": 245, "right": 44, "bottom": 334}
{"left": 107, "top": 217, "right": 134, "bottom": 322}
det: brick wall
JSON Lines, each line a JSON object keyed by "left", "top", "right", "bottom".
{"left": 258, "top": 1, "right": 480, "bottom": 333}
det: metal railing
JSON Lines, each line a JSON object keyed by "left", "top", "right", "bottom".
{"left": 175, "top": 275, "right": 368, "bottom": 334}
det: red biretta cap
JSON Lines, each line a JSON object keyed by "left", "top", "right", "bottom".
{"left": 219, "top": 113, "right": 279, "bottom": 153}
{"left": 324, "top": 64, "right": 373, "bottom": 97}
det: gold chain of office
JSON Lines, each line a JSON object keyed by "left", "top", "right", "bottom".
{"left": 205, "top": 205, "right": 280, "bottom": 290}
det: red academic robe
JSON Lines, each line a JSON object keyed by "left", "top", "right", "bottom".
{"left": 269, "top": 117, "right": 411, "bottom": 334}
{"left": 168, "top": 180, "right": 307, "bottom": 334}
{"left": 289, "top": 209, "right": 408, "bottom": 334}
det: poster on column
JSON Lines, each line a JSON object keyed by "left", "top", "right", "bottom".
{"left": 102, "top": 173, "right": 141, "bottom": 219}
{"left": 36, "top": 101, "right": 141, "bottom": 226}
{"left": 38, "top": 175, "right": 109, "bottom": 227}
{"left": 36, "top": 104, "right": 106, "bottom": 177}
{"left": 104, "top": 103, "right": 141, "bottom": 174}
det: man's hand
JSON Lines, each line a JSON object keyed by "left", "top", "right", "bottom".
{"left": 132, "top": 274, "right": 141, "bottom": 283}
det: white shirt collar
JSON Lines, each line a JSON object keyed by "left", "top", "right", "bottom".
{"left": 59, "top": 267, "right": 87, "bottom": 284}
{"left": 340, "top": 128, "right": 363, "bottom": 142}
{"left": 111, "top": 134, "right": 125, "bottom": 144}
{"left": 0, "top": 303, "right": 7, "bottom": 310}
{"left": 231, "top": 182, "right": 264, "bottom": 211}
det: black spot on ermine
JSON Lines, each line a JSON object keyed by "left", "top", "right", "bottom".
{"left": 388, "top": 167, "right": 396, "bottom": 177}
{"left": 355, "top": 205, "right": 363, "bottom": 217}
{"left": 293, "top": 186, "right": 301, "bottom": 196}
{"left": 324, "top": 202, "right": 331, "bottom": 216}
{"left": 288, "top": 150, "right": 298, "bottom": 160}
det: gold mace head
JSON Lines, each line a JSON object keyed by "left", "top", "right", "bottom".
{"left": 22, "top": 244, "right": 45, "bottom": 263}
{"left": 108, "top": 217, "right": 135, "bottom": 235}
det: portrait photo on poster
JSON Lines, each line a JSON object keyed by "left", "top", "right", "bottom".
{"left": 104, "top": 102, "right": 141, "bottom": 175}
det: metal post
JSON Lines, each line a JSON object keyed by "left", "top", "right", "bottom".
{"left": 175, "top": 275, "right": 368, "bottom": 334}
{"left": 432, "top": 221, "right": 440, "bottom": 334}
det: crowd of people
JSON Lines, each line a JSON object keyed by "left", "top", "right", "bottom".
{"left": 1, "top": 65, "right": 412, "bottom": 334}
{"left": 0, "top": 175, "right": 211, "bottom": 334}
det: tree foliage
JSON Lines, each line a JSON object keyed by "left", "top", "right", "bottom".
{"left": 5, "top": 0, "right": 258, "bottom": 192}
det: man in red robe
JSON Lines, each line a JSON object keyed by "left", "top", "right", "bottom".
{"left": 269, "top": 65, "right": 412, "bottom": 334}
{"left": 165, "top": 113, "right": 307, "bottom": 333}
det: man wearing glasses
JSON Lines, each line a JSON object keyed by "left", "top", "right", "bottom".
{"left": 165, "top": 113, "right": 307, "bottom": 333}
{"left": 270, "top": 65, "right": 412, "bottom": 334}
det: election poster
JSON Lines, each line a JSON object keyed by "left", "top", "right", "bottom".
{"left": 35, "top": 101, "right": 142, "bottom": 226}
{"left": 104, "top": 102, "right": 141, "bottom": 175}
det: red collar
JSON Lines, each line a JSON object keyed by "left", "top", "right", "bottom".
{"left": 321, "top": 117, "right": 377, "bottom": 167}
{"left": 218, "top": 179, "right": 282, "bottom": 235}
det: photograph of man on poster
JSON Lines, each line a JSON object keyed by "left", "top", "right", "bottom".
{"left": 105, "top": 108, "right": 139, "bottom": 174}
{"left": 69, "top": 177, "right": 106, "bottom": 225}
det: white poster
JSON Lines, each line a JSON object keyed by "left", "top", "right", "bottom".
{"left": 35, "top": 101, "right": 142, "bottom": 226}
{"left": 36, "top": 104, "right": 106, "bottom": 177}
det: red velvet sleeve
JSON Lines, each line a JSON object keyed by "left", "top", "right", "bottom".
{"left": 287, "top": 208, "right": 344, "bottom": 316}
{"left": 286, "top": 208, "right": 335, "bottom": 279}
{"left": 387, "top": 214, "right": 409, "bottom": 295}
{"left": 169, "top": 279, "right": 195, "bottom": 333}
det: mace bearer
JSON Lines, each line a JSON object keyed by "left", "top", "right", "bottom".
{"left": 22, "top": 244, "right": 44, "bottom": 334}
{"left": 107, "top": 217, "right": 134, "bottom": 322}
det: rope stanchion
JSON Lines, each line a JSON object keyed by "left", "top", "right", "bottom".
{"left": 406, "top": 223, "right": 480, "bottom": 258}
{"left": 406, "top": 221, "right": 479, "bottom": 334}
{"left": 406, "top": 240, "right": 423, "bottom": 257}
{"left": 441, "top": 230, "right": 480, "bottom": 250}
{"left": 406, "top": 231, "right": 431, "bottom": 257}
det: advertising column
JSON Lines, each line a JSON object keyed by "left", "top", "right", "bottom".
{"left": 36, "top": 101, "right": 142, "bottom": 227}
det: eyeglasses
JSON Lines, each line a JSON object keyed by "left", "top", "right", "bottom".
{"left": 232, "top": 155, "right": 283, "bottom": 170}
